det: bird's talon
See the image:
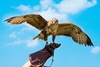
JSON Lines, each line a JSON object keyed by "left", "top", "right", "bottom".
{"left": 45, "top": 42, "right": 49, "bottom": 46}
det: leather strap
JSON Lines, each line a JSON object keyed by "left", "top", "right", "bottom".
{"left": 43, "top": 56, "right": 54, "bottom": 67}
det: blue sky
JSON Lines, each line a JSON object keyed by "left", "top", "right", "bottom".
{"left": 0, "top": 0, "right": 100, "bottom": 67}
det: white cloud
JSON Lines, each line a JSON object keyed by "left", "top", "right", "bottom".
{"left": 91, "top": 46, "right": 100, "bottom": 54}
{"left": 26, "top": 39, "right": 39, "bottom": 47}
{"left": 6, "top": 38, "right": 39, "bottom": 47}
{"left": 86, "top": 0, "right": 97, "bottom": 8}
{"left": 9, "top": 32, "right": 16, "bottom": 38}
{"left": 15, "top": 4, "right": 32, "bottom": 13}
{"left": 37, "top": 8, "right": 68, "bottom": 22}
{"left": 40, "top": 0, "right": 54, "bottom": 10}
{"left": 13, "top": 0, "right": 97, "bottom": 22}
{"left": 6, "top": 23, "right": 40, "bottom": 47}
{"left": 55, "top": 0, "right": 97, "bottom": 14}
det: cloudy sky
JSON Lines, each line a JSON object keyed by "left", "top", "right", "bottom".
{"left": 0, "top": 0, "right": 100, "bottom": 67}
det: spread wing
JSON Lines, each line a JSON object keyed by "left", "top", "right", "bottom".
{"left": 57, "top": 23, "right": 93, "bottom": 46}
{"left": 5, "top": 14, "right": 47, "bottom": 30}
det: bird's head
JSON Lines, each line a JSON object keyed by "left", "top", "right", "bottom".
{"left": 48, "top": 18, "right": 58, "bottom": 26}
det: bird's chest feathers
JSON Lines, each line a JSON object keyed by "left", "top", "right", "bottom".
{"left": 48, "top": 24, "right": 58, "bottom": 33}
{"left": 46, "top": 24, "right": 58, "bottom": 33}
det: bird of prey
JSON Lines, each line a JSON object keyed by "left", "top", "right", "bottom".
{"left": 5, "top": 14, "right": 93, "bottom": 46}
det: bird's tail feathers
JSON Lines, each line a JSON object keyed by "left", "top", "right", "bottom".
{"left": 33, "top": 33, "right": 44, "bottom": 40}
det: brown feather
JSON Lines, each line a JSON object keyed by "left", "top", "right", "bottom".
{"left": 5, "top": 14, "right": 47, "bottom": 30}
{"left": 56, "top": 23, "right": 93, "bottom": 46}
{"left": 5, "top": 15, "right": 93, "bottom": 46}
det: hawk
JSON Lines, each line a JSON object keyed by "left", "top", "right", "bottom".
{"left": 5, "top": 14, "right": 93, "bottom": 46}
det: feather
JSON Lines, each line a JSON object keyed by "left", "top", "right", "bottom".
{"left": 5, "top": 14, "right": 94, "bottom": 46}
{"left": 5, "top": 14, "right": 47, "bottom": 30}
